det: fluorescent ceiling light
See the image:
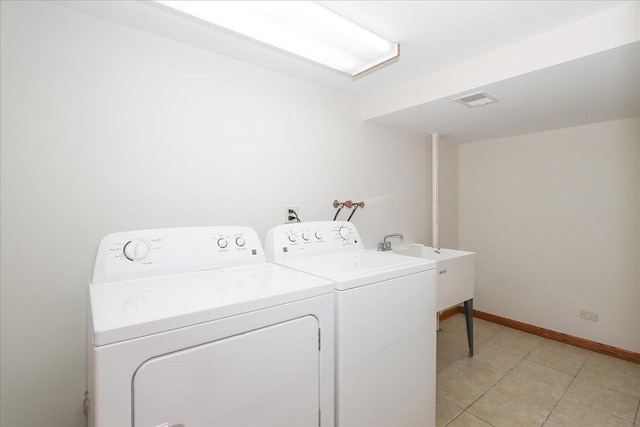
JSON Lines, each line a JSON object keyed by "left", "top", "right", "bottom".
{"left": 154, "top": 1, "right": 400, "bottom": 78}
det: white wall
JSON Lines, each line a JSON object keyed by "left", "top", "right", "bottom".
{"left": 0, "top": 2, "right": 432, "bottom": 426}
{"left": 438, "top": 138, "right": 459, "bottom": 249}
{"left": 459, "top": 117, "right": 640, "bottom": 353}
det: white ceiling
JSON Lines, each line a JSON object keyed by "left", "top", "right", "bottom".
{"left": 371, "top": 41, "right": 640, "bottom": 142}
{"left": 56, "top": 1, "right": 639, "bottom": 142}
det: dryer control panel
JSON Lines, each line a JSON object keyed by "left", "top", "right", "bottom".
{"left": 265, "top": 221, "right": 363, "bottom": 261}
{"left": 92, "top": 226, "right": 265, "bottom": 284}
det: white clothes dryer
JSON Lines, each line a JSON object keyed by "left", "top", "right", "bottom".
{"left": 265, "top": 221, "right": 437, "bottom": 427}
{"left": 88, "top": 226, "right": 334, "bottom": 427}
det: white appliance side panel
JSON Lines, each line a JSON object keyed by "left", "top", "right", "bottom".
{"left": 133, "top": 316, "right": 320, "bottom": 427}
{"left": 336, "top": 271, "right": 437, "bottom": 427}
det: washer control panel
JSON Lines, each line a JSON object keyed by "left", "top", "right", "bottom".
{"left": 265, "top": 221, "right": 363, "bottom": 261}
{"left": 92, "top": 226, "right": 265, "bottom": 284}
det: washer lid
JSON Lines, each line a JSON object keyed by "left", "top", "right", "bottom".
{"left": 89, "top": 262, "right": 333, "bottom": 346}
{"left": 274, "top": 249, "right": 436, "bottom": 291}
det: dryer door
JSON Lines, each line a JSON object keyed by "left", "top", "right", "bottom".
{"left": 133, "top": 316, "right": 320, "bottom": 427}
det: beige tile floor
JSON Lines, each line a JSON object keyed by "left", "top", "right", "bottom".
{"left": 436, "top": 314, "right": 640, "bottom": 427}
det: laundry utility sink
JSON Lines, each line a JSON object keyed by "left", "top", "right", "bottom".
{"left": 392, "top": 244, "right": 476, "bottom": 356}
{"left": 392, "top": 244, "right": 474, "bottom": 312}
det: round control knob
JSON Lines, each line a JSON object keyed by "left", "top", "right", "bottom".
{"left": 302, "top": 232, "right": 310, "bottom": 241}
{"left": 338, "top": 226, "right": 350, "bottom": 240}
{"left": 288, "top": 233, "right": 297, "bottom": 243}
{"left": 235, "top": 236, "right": 246, "bottom": 247}
{"left": 315, "top": 232, "right": 323, "bottom": 240}
{"left": 123, "top": 240, "right": 149, "bottom": 261}
{"left": 217, "top": 238, "right": 228, "bottom": 249}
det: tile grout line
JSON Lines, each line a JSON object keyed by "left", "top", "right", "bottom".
{"left": 444, "top": 321, "right": 549, "bottom": 426}
{"left": 535, "top": 335, "right": 592, "bottom": 426}
{"left": 483, "top": 330, "right": 581, "bottom": 426}
{"left": 440, "top": 315, "right": 640, "bottom": 426}
{"left": 522, "top": 338, "right": 569, "bottom": 427}
{"left": 543, "top": 369, "right": 580, "bottom": 426}
{"left": 441, "top": 324, "right": 503, "bottom": 426}
{"left": 453, "top": 331, "right": 532, "bottom": 427}
{"left": 574, "top": 353, "right": 640, "bottom": 422}
{"left": 541, "top": 349, "right": 640, "bottom": 426}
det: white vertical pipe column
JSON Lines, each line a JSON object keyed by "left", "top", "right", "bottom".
{"left": 432, "top": 133, "right": 440, "bottom": 249}
{"left": 432, "top": 133, "right": 441, "bottom": 330}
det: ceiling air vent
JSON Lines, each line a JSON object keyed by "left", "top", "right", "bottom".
{"left": 453, "top": 91, "right": 498, "bottom": 108}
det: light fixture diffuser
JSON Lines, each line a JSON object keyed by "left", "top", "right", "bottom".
{"left": 155, "top": 1, "right": 399, "bottom": 78}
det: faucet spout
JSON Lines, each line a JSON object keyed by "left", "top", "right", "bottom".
{"left": 384, "top": 233, "right": 404, "bottom": 244}
{"left": 378, "top": 233, "right": 404, "bottom": 251}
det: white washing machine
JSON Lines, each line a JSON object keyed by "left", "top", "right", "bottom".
{"left": 264, "top": 221, "right": 437, "bottom": 427}
{"left": 88, "top": 226, "right": 335, "bottom": 427}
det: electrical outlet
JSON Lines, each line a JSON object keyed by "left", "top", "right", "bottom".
{"left": 580, "top": 310, "right": 599, "bottom": 322}
{"left": 285, "top": 206, "right": 300, "bottom": 224}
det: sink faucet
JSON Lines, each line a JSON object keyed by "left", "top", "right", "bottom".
{"left": 378, "top": 233, "right": 404, "bottom": 251}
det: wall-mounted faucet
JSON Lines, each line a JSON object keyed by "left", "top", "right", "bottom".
{"left": 377, "top": 233, "right": 404, "bottom": 251}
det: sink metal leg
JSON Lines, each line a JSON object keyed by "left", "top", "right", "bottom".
{"left": 463, "top": 298, "right": 474, "bottom": 357}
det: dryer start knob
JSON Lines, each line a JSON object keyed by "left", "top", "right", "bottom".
{"left": 123, "top": 240, "right": 149, "bottom": 261}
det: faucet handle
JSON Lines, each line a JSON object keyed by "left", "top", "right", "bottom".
{"left": 377, "top": 241, "right": 395, "bottom": 251}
